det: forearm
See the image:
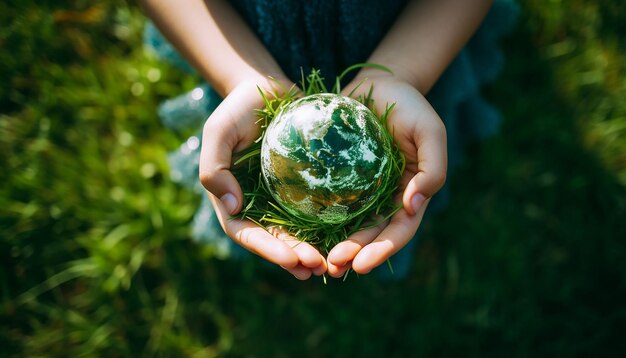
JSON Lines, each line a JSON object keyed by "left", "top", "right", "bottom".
{"left": 359, "top": 0, "right": 493, "bottom": 94}
{"left": 140, "top": 0, "right": 288, "bottom": 96}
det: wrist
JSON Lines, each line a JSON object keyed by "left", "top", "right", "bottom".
{"left": 224, "top": 70, "right": 294, "bottom": 97}
{"left": 353, "top": 65, "right": 422, "bottom": 93}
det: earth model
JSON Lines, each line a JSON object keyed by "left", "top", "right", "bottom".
{"left": 260, "top": 93, "right": 392, "bottom": 224}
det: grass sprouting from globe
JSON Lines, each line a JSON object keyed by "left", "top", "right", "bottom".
{"left": 232, "top": 65, "right": 404, "bottom": 253}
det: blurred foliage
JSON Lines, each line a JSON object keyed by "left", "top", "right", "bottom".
{"left": 1, "top": 0, "right": 625, "bottom": 357}
{"left": 523, "top": 0, "right": 626, "bottom": 184}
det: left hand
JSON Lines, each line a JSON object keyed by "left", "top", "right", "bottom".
{"left": 199, "top": 79, "right": 327, "bottom": 280}
{"left": 326, "top": 75, "right": 448, "bottom": 277}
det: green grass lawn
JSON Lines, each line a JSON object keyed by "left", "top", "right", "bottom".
{"left": 1, "top": 1, "right": 625, "bottom": 356}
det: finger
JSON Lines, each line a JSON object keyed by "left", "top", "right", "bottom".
{"left": 327, "top": 223, "right": 386, "bottom": 267}
{"left": 312, "top": 262, "right": 327, "bottom": 276}
{"left": 352, "top": 200, "right": 429, "bottom": 274}
{"left": 292, "top": 243, "right": 324, "bottom": 268}
{"left": 284, "top": 264, "right": 313, "bottom": 280}
{"left": 267, "top": 227, "right": 325, "bottom": 270}
{"left": 403, "top": 117, "right": 447, "bottom": 216}
{"left": 209, "top": 194, "right": 299, "bottom": 268}
{"left": 327, "top": 261, "right": 351, "bottom": 279}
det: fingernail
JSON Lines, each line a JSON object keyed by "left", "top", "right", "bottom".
{"left": 411, "top": 193, "right": 426, "bottom": 215}
{"left": 220, "top": 193, "right": 237, "bottom": 215}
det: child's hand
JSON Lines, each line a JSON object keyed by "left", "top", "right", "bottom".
{"left": 199, "top": 79, "right": 327, "bottom": 280}
{"left": 327, "top": 76, "right": 448, "bottom": 277}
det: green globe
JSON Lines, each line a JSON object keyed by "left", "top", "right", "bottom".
{"left": 260, "top": 93, "right": 392, "bottom": 224}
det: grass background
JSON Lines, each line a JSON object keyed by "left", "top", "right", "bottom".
{"left": 1, "top": 0, "right": 625, "bottom": 356}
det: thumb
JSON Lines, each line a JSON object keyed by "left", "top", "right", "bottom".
{"left": 199, "top": 113, "right": 245, "bottom": 217}
{"left": 402, "top": 111, "right": 448, "bottom": 216}
{"left": 402, "top": 171, "right": 445, "bottom": 216}
{"left": 199, "top": 166, "right": 242, "bottom": 216}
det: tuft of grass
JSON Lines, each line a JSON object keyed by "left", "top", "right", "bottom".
{"left": 231, "top": 66, "right": 405, "bottom": 253}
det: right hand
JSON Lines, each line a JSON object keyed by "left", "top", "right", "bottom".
{"left": 199, "top": 79, "right": 327, "bottom": 280}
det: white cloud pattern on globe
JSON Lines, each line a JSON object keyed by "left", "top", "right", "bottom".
{"left": 260, "top": 94, "right": 392, "bottom": 224}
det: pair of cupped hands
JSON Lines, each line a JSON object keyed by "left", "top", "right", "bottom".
{"left": 199, "top": 73, "right": 447, "bottom": 280}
